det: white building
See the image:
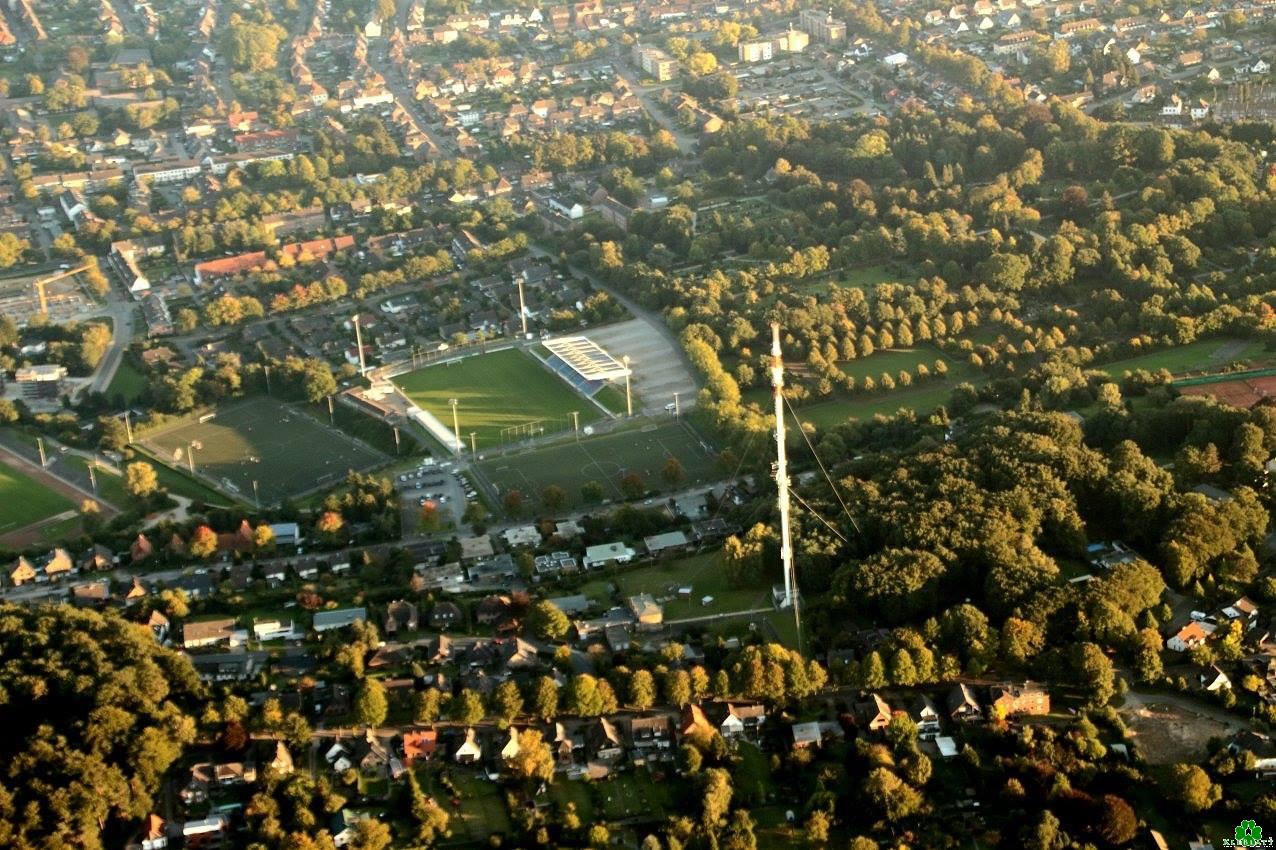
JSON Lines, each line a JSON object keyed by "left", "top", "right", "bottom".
{"left": 503, "top": 525, "right": 541, "bottom": 547}
{"left": 583, "top": 542, "right": 635, "bottom": 569}
{"left": 252, "top": 619, "right": 298, "bottom": 641}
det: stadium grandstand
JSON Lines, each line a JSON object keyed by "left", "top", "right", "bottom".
{"left": 543, "top": 336, "right": 631, "bottom": 397}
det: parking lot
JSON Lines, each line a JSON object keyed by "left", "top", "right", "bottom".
{"left": 396, "top": 459, "right": 475, "bottom": 532}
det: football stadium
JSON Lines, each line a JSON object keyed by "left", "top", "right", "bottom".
{"left": 390, "top": 338, "right": 632, "bottom": 453}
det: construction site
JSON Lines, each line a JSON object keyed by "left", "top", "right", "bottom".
{"left": 0, "top": 265, "right": 97, "bottom": 327}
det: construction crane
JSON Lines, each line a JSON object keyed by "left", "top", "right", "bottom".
{"left": 33, "top": 263, "right": 93, "bottom": 315}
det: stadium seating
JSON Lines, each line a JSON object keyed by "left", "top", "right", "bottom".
{"left": 546, "top": 354, "right": 606, "bottom": 396}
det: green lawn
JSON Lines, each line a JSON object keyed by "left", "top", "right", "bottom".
{"left": 62, "top": 456, "right": 129, "bottom": 507}
{"left": 150, "top": 461, "right": 240, "bottom": 506}
{"left": 0, "top": 459, "right": 74, "bottom": 534}
{"left": 741, "top": 345, "right": 978, "bottom": 432}
{"left": 593, "top": 771, "right": 671, "bottom": 821}
{"left": 33, "top": 512, "right": 84, "bottom": 544}
{"left": 837, "top": 346, "right": 953, "bottom": 383}
{"left": 578, "top": 577, "right": 616, "bottom": 607}
{"left": 394, "top": 348, "right": 604, "bottom": 449}
{"left": 434, "top": 769, "right": 512, "bottom": 843}
{"left": 548, "top": 779, "right": 595, "bottom": 822}
{"left": 612, "top": 552, "right": 769, "bottom": 621}
{"left": 1100, "top": 338, "right": 1268, "bottom": 378}
{"left": 733, "top": 742, "right": 779, "bottom": 808}
{"left": 795, "top": 263, "right": 912, "bottom": 296}
{"left": 593, "top": 383, "right": 632, "bottom": 416}
{"left": 105, "top": 359, "right": 148, "bottom": 405}
{"left": 475, "top": 420, "right": 717, "bottom": 511}
{"left": 784, "top": 380, "right": 968, "bottom": 431}
{"left": 324, "top": 398, "right": 414, "bottom": 457}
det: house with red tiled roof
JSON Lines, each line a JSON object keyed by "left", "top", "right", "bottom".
{"left": 1167, "top": 620, "right": 1216, "bottom": 652}
{"left": 403, "top": 729, "right": 438, "bottom": 764}
{"left": 131, "top": 534, "right": 154, "bottom": 563}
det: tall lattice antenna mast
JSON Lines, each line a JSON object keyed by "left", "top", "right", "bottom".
{"left": 771, "top": 323, "right": 801, "bottom": 651}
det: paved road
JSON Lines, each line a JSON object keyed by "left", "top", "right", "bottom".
{"left": 0, "top": 470, "right": 732, "bottom": 601}
{"left": 88, "top": 298, "right": 137, "bottom": 396}
{"left": 613, "top": 56, "right": 697, "bottom": 155}
{"left": 1084, "top": 55, "right": 1251, "bottom": 115}
{"left": 376, "top": 40, "right": 457, "bottom": 158}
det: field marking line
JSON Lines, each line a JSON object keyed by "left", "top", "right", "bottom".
{"left": 576, "top": 440, "right": 625, "bottom": 498}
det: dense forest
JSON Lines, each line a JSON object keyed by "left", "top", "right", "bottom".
{"left": 0, "top": 605, "right": 201, "bottom": 850}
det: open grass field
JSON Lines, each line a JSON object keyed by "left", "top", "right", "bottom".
{"left": 798, "top": 263, "right": 912, "bottom": 295}
{"left": 607, "top": 552, "right": 770, "bottom": 620}
{"left": 105, "top": 359, "right": 148, "bottom": 405}
{"left": 1100, "top": 338, "right": 1268, "bottom": 378}
{"left": 785, "top": 381, "right": 964, "bottom": 430}
{"left": 393, "top": 348, "right": 604, "bottom": 449}
{"left": 748, "top": 354, "right": 981, "bottom": 431}
{"left": 140, "top": 396, "right": 386, "bottom": 504}
{"left": 0, "top": 457, "right": 74, "bottom": 534}
{"left": 837, "top": 345, "right": 953, "bottom": 383}
{"left": 475, "top": 420, "right": 717, "bottom": 509}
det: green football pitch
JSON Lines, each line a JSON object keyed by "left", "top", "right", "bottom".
{"left": 0, "top": 458, "right": 74, "bottom": 533}
{"left": 392, "top": 348, "right": 605, "bottom": 450}
{"left": 140, "top": 397, "right": 387, "bottom": 503}
{"left": 475, "top": 420, "right": 718, "bottom": 508}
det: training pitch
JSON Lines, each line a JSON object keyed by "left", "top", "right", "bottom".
{"left": 476, "top": 420, "right": 717, "bottom": 507}
{"left": 140, "top": 397, "right": 387, "bottom": 503}
{"left": 0, "top": 456, "right": 75, "bottom": 534}
{"left": 392, "top": 348, "right": 605, "bottom": 449}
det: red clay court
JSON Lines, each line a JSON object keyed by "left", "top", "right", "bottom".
{"left": 1178, "top": 375, "right": 1276, "bottom": 409}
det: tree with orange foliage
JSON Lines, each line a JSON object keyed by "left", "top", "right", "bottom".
{"left": 189, "top": 525, "right": 218, "bottom": 559}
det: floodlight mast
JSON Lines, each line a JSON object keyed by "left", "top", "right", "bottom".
{"left": 449, "top": 398, "right": 461, "bottom": 453}
{"left": 771, "top": 323, "right": 800, "bottom": 645}
{"left": 352, "top": 315, "right": 367, "bottom": 377}
{"left": 517, "top": 277, "right": 528, "bottom": 336}
{"left": 622, "top": 355, "right": 632, "bottom": 417}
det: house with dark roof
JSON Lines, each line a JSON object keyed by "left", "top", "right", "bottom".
{"left": 475, "top": 594, "right": 513, "bottom": 625}
{"left": 550, "top": 720, "right": 585, "bottom": 772}
{"left": 454, "top": 728, "right": 483, "bottom": 764}
{"left": 859, "top": 694, "right": 894, "bottom": 732}
{"left": 429, "top": 601, "right": 463, "bottom": 630}
{"left": 188, "top": 652, "right": 264, "bottom": 682}
{"left": 911, "top": 695, "right": 941, "bottom": 739}
{"left": 585, "top": 717, "right": 624, "bottom": 762}
{"left": 384, "top": 600, "right": 419, "bottom": 634}
{"left": 626, "top": 713, "right": 674, "bottom": 756}
{"left": 947, "top": 683, "right": 982, "bottom": 722}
